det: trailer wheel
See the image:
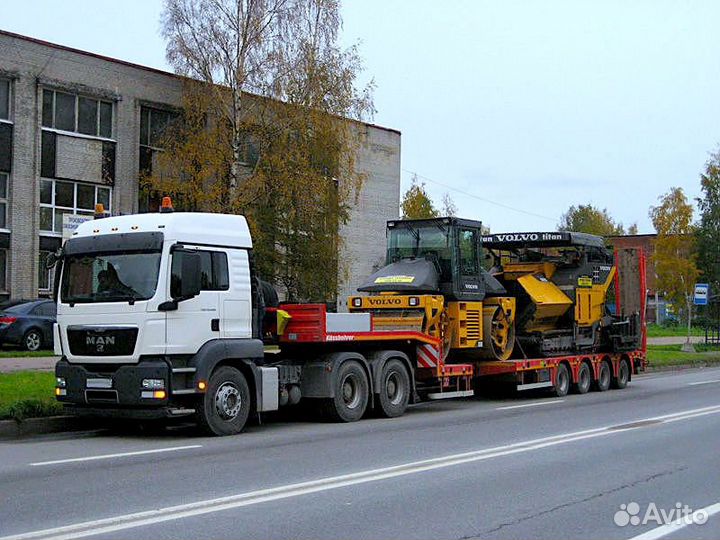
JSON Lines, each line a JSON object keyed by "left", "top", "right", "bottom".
{"left": 318, "top": 360, "right": 369, "bottom": 422}
{"left": 572, "top": 362, "right": 592, "bottom": 394}
{"left": 376, "top": 359, "right": 410, "bottom": 418}
{"left": 612, "top": 358, "right": 630, "bottom": 390}
{"left": 196, "top": 366, "right": 251, "bottom": 436}
{"left": 596, "top": 361, "right": 611, "bottom": 392}
{"left": 554, "top": 364, "right": 570, "bottom": 397}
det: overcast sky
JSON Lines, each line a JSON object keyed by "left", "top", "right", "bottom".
{"left": 4, "top": 1, "right": 720, "bottom": 233}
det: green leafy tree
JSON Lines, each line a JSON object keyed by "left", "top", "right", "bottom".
{"left": 558, "top": 204, "right": 625, "bottom": 236}
{"left": 696, "top": 150, "right": 720, "bottom": 295}
{"left": 150, "top": 0, "right": 375, "bottom": 302}
{"left": 627, "top": 223, "right": 639, "bottom": 235}
{"left": 401, "top": 175, "right": 438, "bottom": 219}
{"left": 650, "top": 187, "right": 700, "bottom": 341}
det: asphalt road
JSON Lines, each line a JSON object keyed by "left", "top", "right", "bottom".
{"left": 1, "top": 367, "right": 720, "bottom": 540}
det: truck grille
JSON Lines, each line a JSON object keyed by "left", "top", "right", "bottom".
{"left": 67, "top": 327, "right": 138, "bottom": 356}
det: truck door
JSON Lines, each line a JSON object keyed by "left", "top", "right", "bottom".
{"left": 166, "top": 247, "right": 228, "bottom": 355}
{"left": 219, "top": 249, "right": 252, "bottom": 339}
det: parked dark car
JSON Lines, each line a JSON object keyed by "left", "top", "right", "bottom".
{"left": 0, "top": 300, "right": 56, "bottom": 351}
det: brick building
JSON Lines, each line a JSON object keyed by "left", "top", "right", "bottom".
{"left": 607, "top": 233, "right": 660, "bottom": 322}
{"left": 0, "top": 30, "right": 401, "bottom": 305}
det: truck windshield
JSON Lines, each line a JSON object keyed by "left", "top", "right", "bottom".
{"left": 60, "top": 252, "right": 162, "bottom": 304}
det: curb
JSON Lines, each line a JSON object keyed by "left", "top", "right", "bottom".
{"left": 644, "top": 361, "right": 720, "bottom": 373}
{"left": 0, "top": 415, "right": 97, "bottom": 440}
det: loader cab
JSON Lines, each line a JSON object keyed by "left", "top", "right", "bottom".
{"left": 385, "top": 217, "right": 487, "bottom": 301}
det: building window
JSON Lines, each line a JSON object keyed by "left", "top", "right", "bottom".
{"left": 0, "top": 173, "right": 8, "bottom": 229}
{"left": 39, "top": 179, "right": 111, "bottom": 234}
{"left": 0, "top": 79, "right": 10, "bottom": 121}
{"left": 39, "top": 251, "right": 54, "bottom": 292}
{"left": 139, "top": 106, "right": 177, "bottom": 150}
{"left": 42, "top": 89, "right": 113, "bottom": 138}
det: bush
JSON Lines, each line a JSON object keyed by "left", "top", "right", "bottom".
{"left": 5, "top": 399, "right": 63, "bottom": 422}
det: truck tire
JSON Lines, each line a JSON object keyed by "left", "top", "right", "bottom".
{"left": 596, "top": 360, "right": 611, "bottom": 392}
{"left": 612, "top": 358, "right": 630, "bottom": 389}
{"left": 553, "top": 363, "right": 570, "bottom": 397}
{"left": 318, "top": 360, "right": 369, "bottom": 422}
{"left": 573, "top": 362, "right": 591, "bottom": 394}
{"left": 196, "top": 366, "right": 251, "bottom": 436}
{"left": 376, "top": 359, "right": 410, "bottom": 418}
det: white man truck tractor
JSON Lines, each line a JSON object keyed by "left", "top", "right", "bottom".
{"left": 51, "top": 200, "right": 646, "bottom": 436}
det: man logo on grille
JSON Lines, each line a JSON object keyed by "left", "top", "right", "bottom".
{"left": 86, "top": 335, "right": 115, "bottom": 352}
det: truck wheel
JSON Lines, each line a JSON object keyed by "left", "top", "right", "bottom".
{"left": 376, "top": 359, "right": 410, "bottom": 418}
{"left": 596, "top": 361, "right": 611, "bottom": 392}
{"left": 573, "top": 362, "right": 591, "bottom": 394}
{"left": 318, "top": 360, "right": 369, "bottom": 422}
{"left": 553, "top": 363, "right": 570, "bottom": 397}
{"left": 196, "top": 366, "right": 250, "bottom": 436}
{"left": 612, "top": 358, "right": 630, "bottom": 389}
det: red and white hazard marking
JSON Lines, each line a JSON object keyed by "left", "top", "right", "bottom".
{"left": 416, "top": 343, "right": 440, "bottom": 368}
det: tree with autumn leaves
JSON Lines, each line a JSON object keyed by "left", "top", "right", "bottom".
{"left": 650, "top": 187, "right": 699, "bottom": 340}
{"left": 145, "top": 0, "right": 375, "bottom": 302}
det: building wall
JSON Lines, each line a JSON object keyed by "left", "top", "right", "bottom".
{"left": 337, "top": 124, "right": 401, "bottom": 310}
{"left": 0, "top": 30, "right": 400, "bottom": 302}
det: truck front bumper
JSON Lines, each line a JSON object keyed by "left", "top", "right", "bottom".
{"left": 61, "top": 404, "right": 195, "bottom": 419}
{"left": 55, "top": 358, "right": 195, "bottom": 418}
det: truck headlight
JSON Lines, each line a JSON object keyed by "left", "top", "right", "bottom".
{"left": 142, "top": 378, "right": 165, "bottom": 390}
{"left": 56, "top": 377, "right": 66, "bottom": 388}
{"left": 409, "top": 297, "right": 420, "bottom": 307}
{"left": 351, "top": 297, "right": 362, "bottom": 308}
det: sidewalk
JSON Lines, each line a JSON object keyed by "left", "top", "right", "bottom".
{"left": 0, "top": 356, "right": 59, "bottom": 373}
{"left": 647, "top": 336, "right": 704, "bottom": 346}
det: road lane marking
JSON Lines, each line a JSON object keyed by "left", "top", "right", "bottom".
{"left": 687, "top": 379, "right": 720, "bottom": 386}
{"left": 496, "top": 400, "right": 564, "bottom": 410}
{"left": 626, "top": 501, "right": 720, "bottom": 540}
{"left": 29, "top": 445, "right": 203, "bottom": 466}
{"left": 5, "top": 404, "right": 720, "bottom": 540}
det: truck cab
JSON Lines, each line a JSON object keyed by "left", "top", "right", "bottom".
{"left": 52, "top": 204, "right": 277, "bottom": 435}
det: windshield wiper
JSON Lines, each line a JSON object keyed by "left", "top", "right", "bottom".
{"left": 90, "top": 293, "right": 139, "bottom": 305}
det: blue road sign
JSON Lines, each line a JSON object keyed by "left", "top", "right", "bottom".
{"left": 694, "top": 283, "right": 709, "bottom": 306}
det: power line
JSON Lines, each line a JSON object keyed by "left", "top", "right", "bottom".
{"left": 402, "top": 168, "right": 557, "bottom": 223}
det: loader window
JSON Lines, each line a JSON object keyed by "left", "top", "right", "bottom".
{"left": 387, "top": 224, "right": 452, "bottom": 281}
{"left": 459, "top": 229, "right": 478, "bottom": 275}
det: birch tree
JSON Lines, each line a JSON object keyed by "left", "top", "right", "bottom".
{"left": 650, "top": 187, "right": 699, "bottom": 342}
{"left": 153, "top": 0, "right": 375, "bottom": 301}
